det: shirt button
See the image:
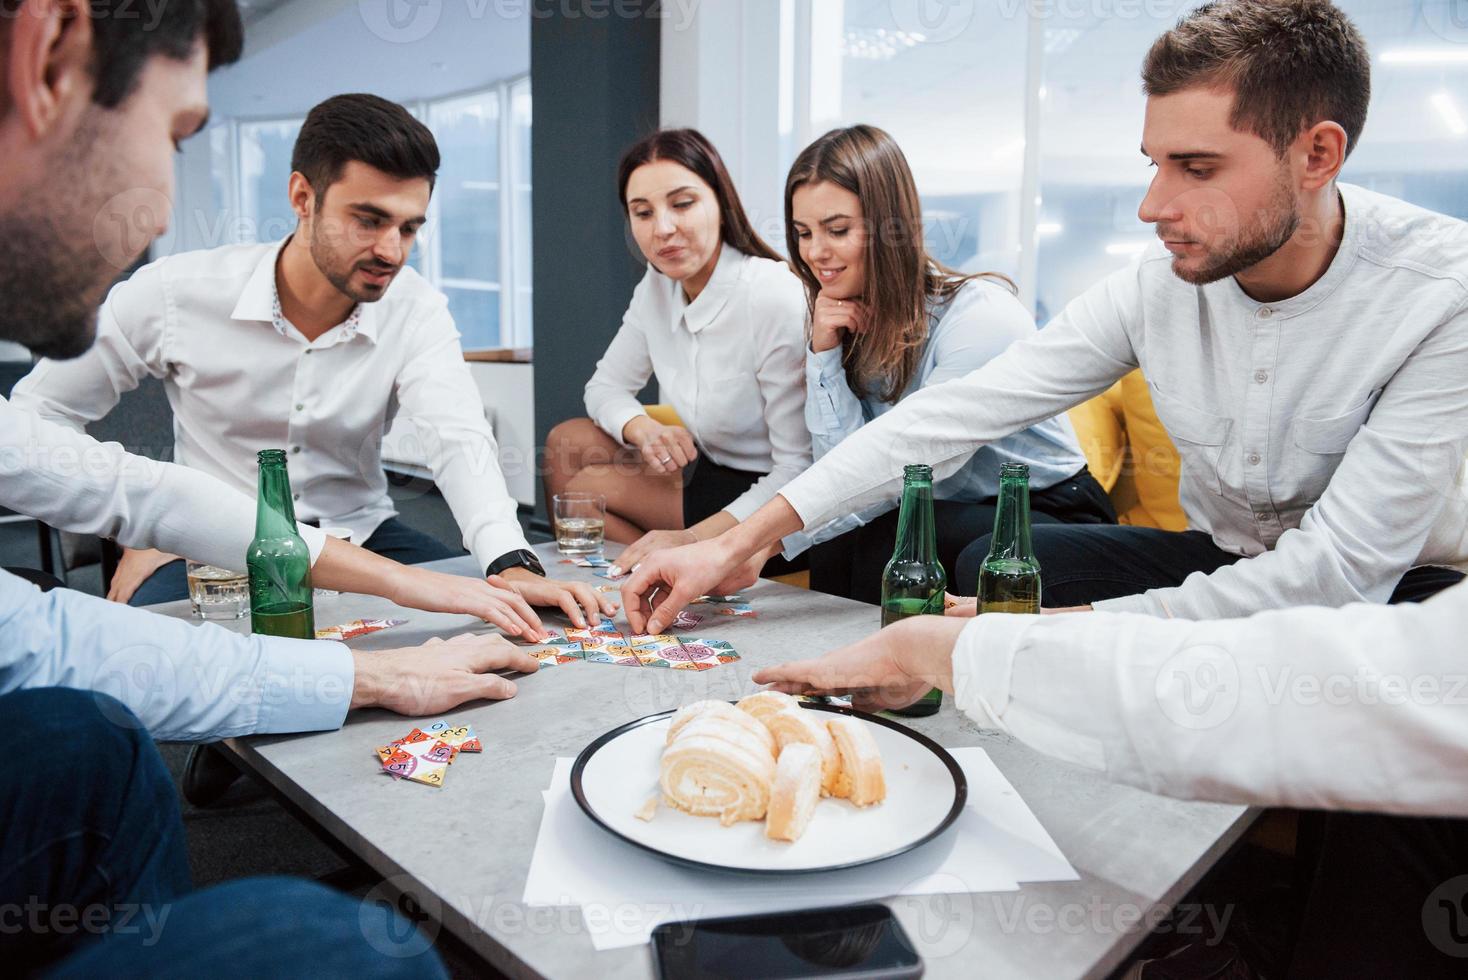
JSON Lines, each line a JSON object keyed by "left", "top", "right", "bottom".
{"left": 304, "top": 349, "right": 313, "bottom": 355}
{"left": 1253, "top": 370, "right": 1269, "bottom": 384}
{"left": 290, "top": 446, "right": 301, "bottom": 454}
{"left": 295, "top": 403, "right": 305, "bottom": 412}
{"left": 293, "top": 493, "right": 301, "bottom": 501}
{"left": 1256, "top": 511, "right": 1270, "bottom": 522}
{"left": 1257, "top": 307, "right": 1274, "bottom": 319}
{"left": 1247, "top": 453, "right": 1261, "bottom": 465}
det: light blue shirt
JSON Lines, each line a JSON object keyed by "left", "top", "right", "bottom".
{"left": 0, "top": 571, "right": 352, "bottom": 741}
{"left": 797, "top": 278, "right": 1087, "bottom": 550}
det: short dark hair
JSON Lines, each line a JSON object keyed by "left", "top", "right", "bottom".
{"left": 1, "top": 0, "right": 244, "bottom": 109}
{"left": 291, "top": 94, "right": 440, "bottom": 201}
{"left": 617, "top": 128, "right": 783, "bottom": 264}
{"left": 1142, "top": 0, "right": 1370, "bottom": 159}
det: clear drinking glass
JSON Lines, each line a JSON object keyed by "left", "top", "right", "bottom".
{"left": 553, "top": 493, "right": 606, "bottom": 556}
{"left": 186, "top": 559, "right": 249, "bottom": 620}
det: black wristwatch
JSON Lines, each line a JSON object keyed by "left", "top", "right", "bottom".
{"left": 486, "top": 549, "right": 545, "bottom": 579}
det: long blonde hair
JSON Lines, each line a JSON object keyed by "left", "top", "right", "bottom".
{"left": 784, "top": 125, "right": 1013, "bottom": 402}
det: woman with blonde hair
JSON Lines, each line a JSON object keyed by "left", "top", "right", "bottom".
{"left": 787, "top": 125, "right": 1114, "bottom": 601}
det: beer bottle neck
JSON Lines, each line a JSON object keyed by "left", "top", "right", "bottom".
{"left": 255, "top": 460, "right": 299, "bottom": 536}
{"left": 892, "top": 477, "right": 937, "bottom": 564}
{"left": 988, "top": 476, "right": 1034, "bottom": 560}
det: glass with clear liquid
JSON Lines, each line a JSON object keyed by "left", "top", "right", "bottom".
{"left": 553, "top": 493, "right": 607, "bottom": 555}
{"left": 186, "top": 560, "right": 249, "bottom": 620}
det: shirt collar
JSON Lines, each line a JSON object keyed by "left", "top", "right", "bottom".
{"left": 677, "top": 243, "right": 744, "bottom": 335}
{"left": 231, "top": 236, "right": 380, "bottom": 345}
{"left": 1214, "top": 184, "right": 1360, "bottom": 320}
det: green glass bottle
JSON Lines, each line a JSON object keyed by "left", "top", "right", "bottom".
{"left": 248, "top": 449, "right": 315, "bottom": 639}
{"left": 978, "top": 462, "right": 1042, "bottom": 614}
{"left": 881, "top": 464, "right": 946, "bottom": 718}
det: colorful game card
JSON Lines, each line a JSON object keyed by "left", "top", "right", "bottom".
{"left": 316, "top": 617, "right": 407, "bottom": 641}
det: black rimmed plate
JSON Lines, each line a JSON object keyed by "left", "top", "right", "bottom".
{"left": 569, "top": 702, "right": 967, "bottom": 875}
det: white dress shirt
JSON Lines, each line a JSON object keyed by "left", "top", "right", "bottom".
{"left": 583, "top": 244, "right": 812, "bottom": 523}
{"left": 12, "top": 239, "right": 530, "bottom": 573}
{"left": 779, "top": 184, "right": 1468, "bottom": 619}
{"left": 0, "top": 568, "right": 351, "bottom": 740}
{"left": 953, "top": 580, "right": 1468, "bottom": 817}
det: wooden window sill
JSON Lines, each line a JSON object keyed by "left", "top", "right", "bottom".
{"left": 464, "top": 348, "right": 533, "bottom": 364}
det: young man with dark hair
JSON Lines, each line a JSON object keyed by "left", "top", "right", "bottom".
{"left": 0, "top": 4, "right": 521, "bottom": 974}
{"left": 14, "top": 93, "right": 612, "bottom": 628}
{"left": 626, "top": 0, "right": 1468, "bottom": 633}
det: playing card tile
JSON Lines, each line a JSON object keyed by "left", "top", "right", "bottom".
{"left": 594, "top": 584, "right": 618, "bottom": 593}
{"left": 316, "top": 617, "right": 408, "bottom": 641}
{"left": 422, "top": 722, "right": 482, "bottom": 754}
{"left": 693, "top": 594, "right": 746, "bottom": 605}
{"left": 714, "top": 604, "right": 757, "bottom": 618}
{"left": 669, "top": 610, "right": 704, "bottom": 631}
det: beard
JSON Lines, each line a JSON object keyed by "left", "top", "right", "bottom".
{"left": 0, "top": 113, "right": 129, "bottom": 360}
{"left": 308, "top": 221, "right": 400, "bottom": 305}
{"left": 1169, "top": 168, "right": 1300, "bottom": 286}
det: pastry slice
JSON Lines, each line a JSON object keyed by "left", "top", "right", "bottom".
{"left": 735, "top": 690, "right": 799, "bottom": 727}
{"left": 827, "top": 716, "right": 886, "bottom": 807}
{"left": 762, "top": 707, "right": 841, "bottom": 796}
{"left": 660, "top": 728, "right": 775, "bottom": 826}
{"left": 667, "top": 700, "right": 776, "bottom": 756}
{"left": 764, "top": 743, "right": 822, "bottom": 842}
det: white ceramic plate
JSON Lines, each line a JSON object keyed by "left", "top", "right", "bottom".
{"left": 570, "top": 702, "right": 967, "bottom": 875}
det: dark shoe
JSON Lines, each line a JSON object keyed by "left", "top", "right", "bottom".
{"left": 182, "top": 743, "right": 241, "bottom": 807}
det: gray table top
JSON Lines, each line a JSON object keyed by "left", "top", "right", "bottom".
{"left": 149, "top": 544, "right": 1253, "bottom": 979}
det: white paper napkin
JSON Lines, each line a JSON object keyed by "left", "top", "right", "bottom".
{"left": 522, "top": 747, "right": 1076, "bottom": 951}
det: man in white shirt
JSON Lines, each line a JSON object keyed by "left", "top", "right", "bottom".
{"left": 12, "top": 93, "right": 610, "bottom": 628}
{"left": 623, "top": 0, "right": 1468, "bottom": 636}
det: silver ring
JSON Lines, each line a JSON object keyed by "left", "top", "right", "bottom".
{"left": 659, "top": 455, "right": 672, "bottom": 464}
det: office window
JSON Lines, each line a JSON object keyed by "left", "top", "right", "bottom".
{"left": 787, "top": 1, "right": 1468, "bottom": 323}
{"left": 804, "top": 1, "right": 1028, "bottom": 278}
{"left": 231, "top": 78, "right": 532, "bottom": 351}
{"left": 238, "top": 118, "right": 303, "bottom": 245}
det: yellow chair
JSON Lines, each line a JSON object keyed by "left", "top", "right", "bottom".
{"left": 1066, "top": 369, "right": 1186, "bottom": 531}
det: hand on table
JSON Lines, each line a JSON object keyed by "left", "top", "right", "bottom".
{"left": 106, "top": 547, "right": 180, "bottom": 604}
{"left": 622, "top": 415, "right": 698, "bottom": 475}
{"left": 621, "top": 537, "right": 761, "bottom": 634}
{"left": 752, "top": 615, "right": 967, "bottom": 713}
{"left": 810, "top": 294, "right": 869, "bottom": 354}
{"left": 388, "top": 564, "right": 547, "bottom": 640}
{"left": 350, "top": 633, "right": 540, "bottom": 713}
{"left": 491, "top": 566, "right": 616, "bottom": 629}
{"left": 609, "top": 528, "right": 698, "bottom": 578}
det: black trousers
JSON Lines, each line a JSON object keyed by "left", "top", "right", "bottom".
{"left": 810, "top": 467, "right": 1117, "bottom": 605}
{"left": 1289, "top": 812, "right": 1468, "bottom": 978}
{"left": 682, "top": 456, "right": 806, "bottom": 577}
{"left": 954, "top": 523, "right": 1465, "bottom": 609}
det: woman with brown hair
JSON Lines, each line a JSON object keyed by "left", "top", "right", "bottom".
{"left": 787, "top": 125, "right": 1114, "bottom": 602}
{"left": 544, "top": 129, "right": 810, "bottom": 575}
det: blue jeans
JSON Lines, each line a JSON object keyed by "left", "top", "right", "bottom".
{"left": 955, "top": 524, "right": 1465, "bottom": 608}
{"left": 129, "top": 516, "right": 463, "bottom": 607}
{"left": 0, "top": 688, "right": 446, "bottom": 978}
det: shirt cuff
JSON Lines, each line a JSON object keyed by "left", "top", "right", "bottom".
{"left": 298, "top": 523, "right": 327, "bottom": 566}
{"left": 601, "top": 404, "right": 648, "bottom": 447}
{"left": 1093, "top": 591, "right": 1166, "bottom": 616}
{"left": 470, "top": 524, "right": 534, "bottom": 578}
{"left": 950, "top": 613, "right": 1040, "bottom": 729}
{"left": 253, "top": 637, "right": 354, "bottom": 735}
{"left": 806, "top": 346, "right": 845, "bottom": 384}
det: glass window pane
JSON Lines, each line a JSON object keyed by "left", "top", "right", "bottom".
{"left": 813, "top": 2, "right": 1028, "bottom": 277}
{"left": 1335, "top": 0, "right": 1468, "bottom": 220}
{"left": 428, "top": 91, "right": 501, "bottom": 285}
{"left": 444, "top": 285, "right": 502, "bottom": 350}
{"left": 239, "top": 119, "right": 303, "bottom": 244}
{"left": 510, "top": 78, "right": 533, "bottom": 345}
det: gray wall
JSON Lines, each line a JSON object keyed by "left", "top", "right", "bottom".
{"left": 531, "top": 7, "right": 660, "bottom": 522}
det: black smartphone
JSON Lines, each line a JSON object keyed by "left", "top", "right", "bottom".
{"left": 652, "top": 903, "right": 923, "bottom": 979}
